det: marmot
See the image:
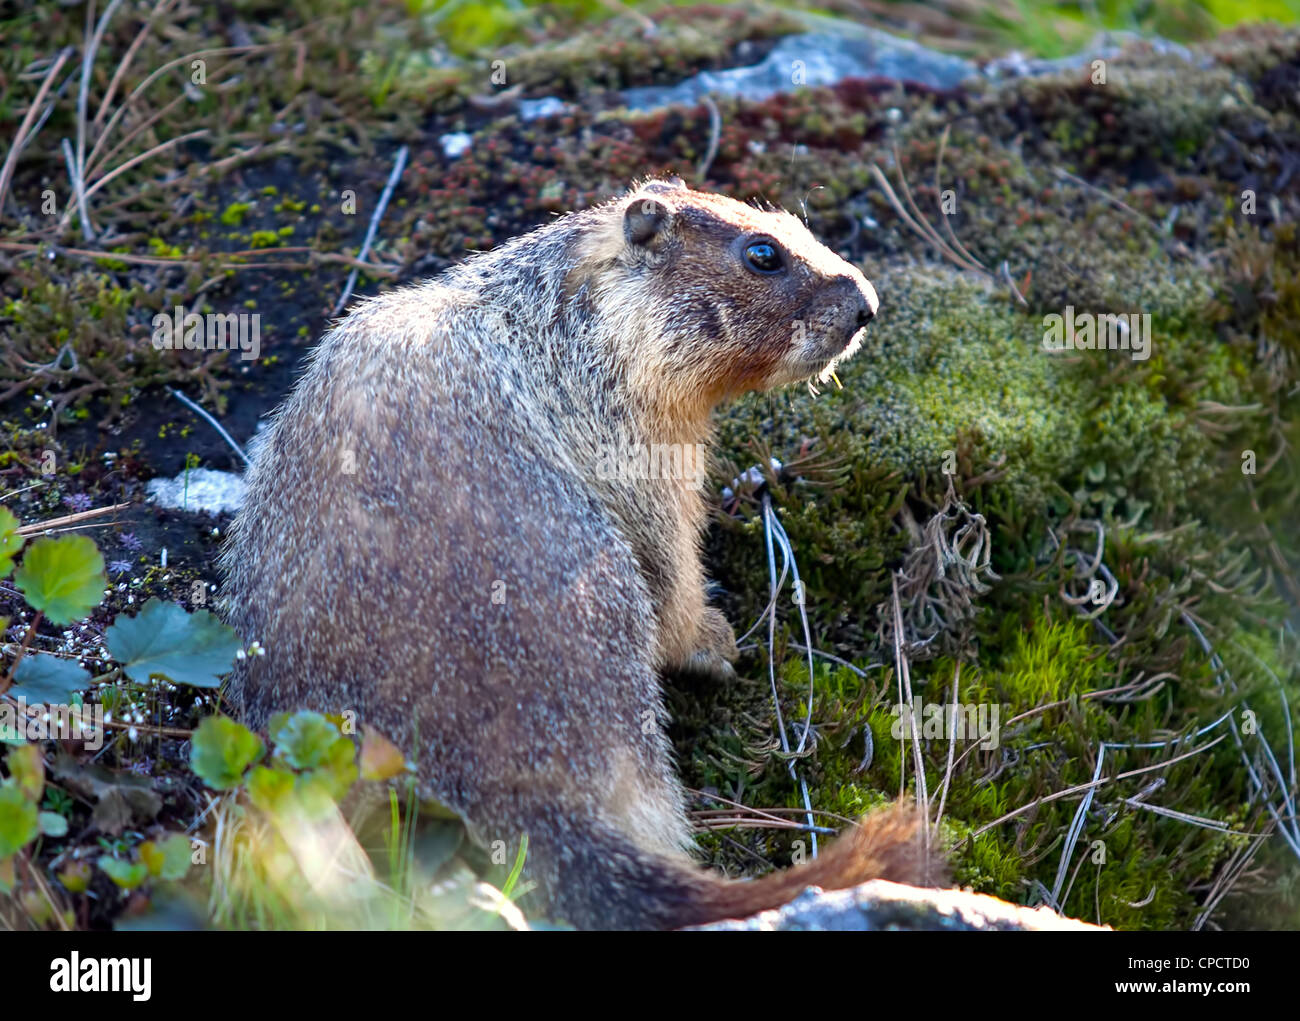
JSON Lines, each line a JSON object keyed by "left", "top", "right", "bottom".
{"left": 220, "top": 178, "right": 938, "bottom": 929}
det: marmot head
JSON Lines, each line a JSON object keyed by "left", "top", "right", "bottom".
{"left": 572, "top": 178, "right": 878, "bottom": 416}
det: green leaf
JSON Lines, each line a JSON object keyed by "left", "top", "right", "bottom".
{"left": 6, "top": 743, "right": 44, "bottom": 800}
{"left": 270, "top": 711, "right": 345, "bottom": 770}
{"left": 270, "top": 711, "right": 358, "bottom": 801}
{"left": 140, "top": 834, "right": 191, "bottom": 881}
{"left": 38, "top": 811, "right": 68, "bottom": 838}
{"left": 0, "top": 508, "right": 24, "bottom": 576}
{"left": 104, "top": 598, "right": 242, "bottom": 687}
{"left": 190, "top": 715, "right": 264, "bottom": 790}
{"left": 290, "top": 772, "right": 342, "bottom": 820}
{"left": 246, "top": 765, "right": 294, "bottom": 815}
{"left": 98, "top": 856, "right": 148, "bottom": 890}
{"left": 12, "top": 535, "right": 105, "bottom": 625}
{"left": 59, "top": 859, "right": 92, "bottom": 893}
{"left": 158, "top": 834, "right": 192, "bottom": 881}
{"left": 10, "top": 653, "right": 89, "bottom": 705}
{"left": 360, "top": 726, "right": 408, "bottom": 781}
{"left": 0, "top": 785, "right": 39, "bottom": 857}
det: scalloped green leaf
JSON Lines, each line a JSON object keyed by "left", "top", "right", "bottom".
{"left": 190, "top": 715, "right": 264, "bottom": 790}
{"left": 0, "top": 786, "right": 39, "bottom": 858}
{"left": 104, "top": 598, "right": 242, "bottom": 688}
{"left": 270, "top": 711, "right": 345, "bottom": 771}
{"left": 0, "top": 508, "right": 24, "bottom": 577}
{"left": 12, "top": 535, "right": 105, "bottom": 625}
{"left": 270, "top": 711, "right": 358, "bottom": 801}
{"left": 10, "top": 654, "right": 89, "bottom": 705}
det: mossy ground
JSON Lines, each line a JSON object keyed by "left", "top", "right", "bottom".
{"left": 2, "top": 1, "right": 1299, "bottom": 929}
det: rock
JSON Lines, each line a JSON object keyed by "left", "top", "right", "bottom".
{"left": 610, "top": 25, "right": 1204, "bottom": 116}
{"left": 693, "top": 880, "right": 1107, "bottom": 931}
{"left": 145, "top": 468, "right": 246, "bottom": 515}
{"left": 439, "top": 132, "right": 472, "bottom": 159}
{"left": 619, "top": 30, "right": 975, "bottom": 113}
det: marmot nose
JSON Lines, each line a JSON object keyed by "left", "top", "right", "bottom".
{"left": 840, "top": 275, "right": 878, "bottom": 328}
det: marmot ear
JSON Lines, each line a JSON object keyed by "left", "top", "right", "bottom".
{"left": 641, "top": 177, "right": 686, "bottom": 193}
{"left": 624, "top": 196, "right": 675, "bottom": 247}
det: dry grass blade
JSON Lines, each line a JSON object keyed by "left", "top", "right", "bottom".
{"left": 85, "top": 90, "right": 187, "bottom": 184}
{"left": 933, "top": 125, "right": 989, "bottom": 273}
{"left": 759, "top": 493, "right": 820, "bottom": 853}
{"left": 80, "top": 128, "right": 210, "bottom": 205}
{"left": 74, "top": 0, "right": 130, "bottom": 237}
{"left": 891, "top": 573, "right": 929, "bottom": 860}
{"left": 874, "top": 141, "right": 1034, "bottom": 307}
{"left": 696, "top": 94, "right": 721, "bottom": 183}
{"left": 87, "top": 44, "right": 284, "bottom": 174}
{"left": 0, "top": 47, "right": 75, "bottom": 222}
{"left": 61, "top": 135, "right": 99, "bottom": 242}
{"left": 1193, "top": 820, "right": 1274, "bottom": 930}
{"left": 0, "top": 240, "right": 396, "bottom": 275}
{"left": 92, "top": 0, "right": 178, "bottom": 130}
{"left": 870, "top": 163, "right": 976, "bottom": 271}
{"left": 933, "top": 660, "right": 961, "bottom": 828}
{"left": 966, "top": 733, "right": 1228, "bottom": 843}
{"left": 14, "top": 501, "right": 131, "bottom": 536}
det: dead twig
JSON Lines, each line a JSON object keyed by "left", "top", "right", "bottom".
{"left": 332, "top": 144, "right": 410, "bottom": 315}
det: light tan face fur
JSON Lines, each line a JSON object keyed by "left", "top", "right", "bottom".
{"left": 572, "top": 179, "right": 878, "bottom": 413}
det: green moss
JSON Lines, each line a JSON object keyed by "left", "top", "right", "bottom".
{"left": 147, "top": 237, "right": 183, "bottom": 259}
{"left": 837, "top": 267, "right": 1086, "bottom": 496}
{"left": 0, "top": 267, "right": 220, "bottom": 427}
{"left": 219, "top": 202, "right": 253, "bottom": 226}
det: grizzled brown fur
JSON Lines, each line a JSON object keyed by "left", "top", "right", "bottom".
{"left": 220, "top": 179, "right": 939, "bottom": 929}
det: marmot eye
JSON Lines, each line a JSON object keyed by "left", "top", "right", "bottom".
{"left": 743, "top": 241, "right": 784, "bottom": 274}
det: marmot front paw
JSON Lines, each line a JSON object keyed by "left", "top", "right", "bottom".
{"left": 680, "top": 606, "right": 738, "bottom": 679}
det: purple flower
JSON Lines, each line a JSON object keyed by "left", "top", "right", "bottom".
{"left": 120, "top": 532, "right": 142, "bottom": 552}
{"left": 63, "top": 493, "right": 93, "bottom": 513}
{"left": 109, "top": 559, "right": 133, "bottom": 575}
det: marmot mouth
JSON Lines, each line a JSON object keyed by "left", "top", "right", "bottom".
{"left": 807, "top": 326, "right": 867, "bottom": 369}
{"left": 787, "top": 327, "right": 866, "bottom": 384}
